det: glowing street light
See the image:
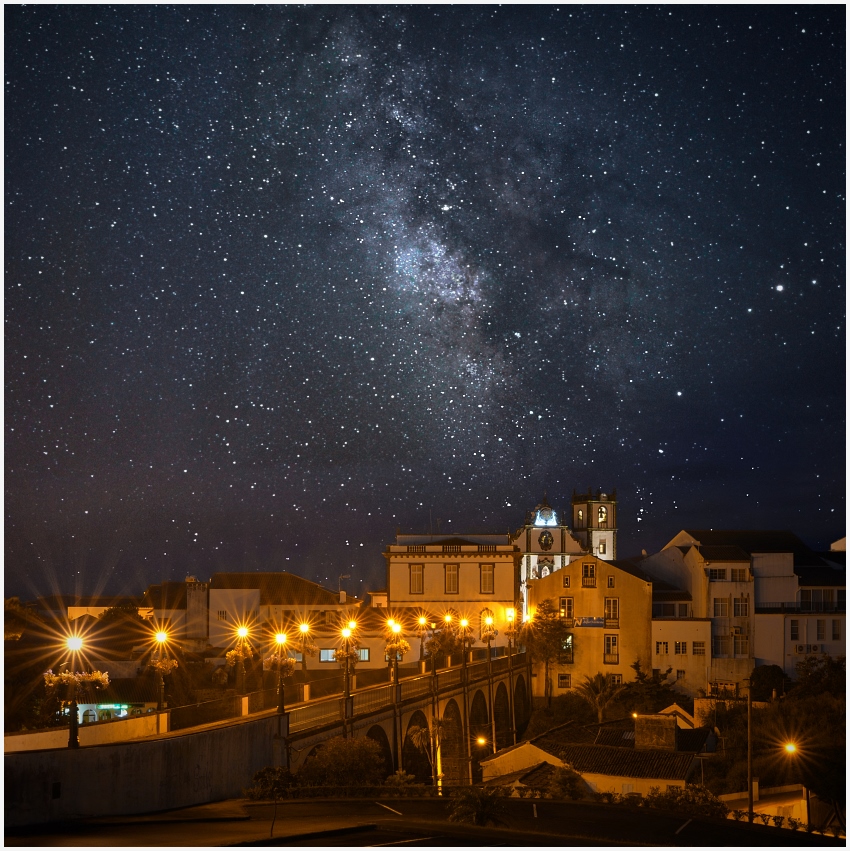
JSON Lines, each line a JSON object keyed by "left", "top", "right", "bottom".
{"left": 417, "top": 616, "right": 428, "bottom": 662}
{"left": 298, "top": 622, "right": 310, "bottom": 672}
{"left": 274, "top": 632, "right": 288, "bottom": 714}
{"left": 784, "top": 742, "right": 797, "bottom": 754}
{"left": 154, "top": 630, "right": 169, "bottom": 710}
{"left": 65, "top": 635, "right": 84, "bottom": 749}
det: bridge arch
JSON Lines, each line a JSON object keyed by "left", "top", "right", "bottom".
{"left": 366, "top": 724, "right": 394, "bottom": 781}
{"left": 493, "top": 680, "right": 512, "bottom": 749}
{"left": 514, "top": 673, "right": 530, "bottom": 738}
{"left": 401, "top": 709, "right": 432, "bottom": 783}
{"left": 440, "top": 699, "right": 465, "bottom": 786}
{"left": 468, "top": 688, "right": 490, "bottom": 782}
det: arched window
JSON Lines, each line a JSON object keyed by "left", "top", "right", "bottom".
{"left": 598, "top": 506, "right": 608, "bottom": 527}
{"left": 577, "top": 509, "right": 584, "bottom": 527}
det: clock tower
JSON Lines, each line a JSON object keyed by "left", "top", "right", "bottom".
{"left": 571, "top": 488, "right": 617, "bottom": 561}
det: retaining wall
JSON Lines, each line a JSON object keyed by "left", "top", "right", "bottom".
{"left": 4, "top": 713, "right": 167, "bottom": 753}
{"left": 4, "top": 714, "right": 280, "bottom": 827}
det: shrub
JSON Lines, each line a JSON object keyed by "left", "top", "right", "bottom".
{"left": 385, "top": 769, "right": 418, "bottom": 788}
{"left": 641, "top": 785, "right": 729, "bottom": 820}
{"left": 245, "top": 766, "right": 296, "bottom": 800}
{"left": 547, "top": 766, "right": 590, "bottom": 801}
{"left": 787, "top": 817, "right": 801, "bottom": 831}
{"left": 757, "top": 812, "right": 771, "bottom": 826}
{"left": 298, "top": 736, "right": 387, "bottom": 787}
{"left": 731, "top": 810, "right": 745, "bottom": 821}
{"left": 448, "top": 786, "right": 507, "bottom": 827}
{"left": 771, "top": 815, "right": 785, "bottom": 828}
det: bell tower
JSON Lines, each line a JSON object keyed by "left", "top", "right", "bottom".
{"left": 572, "top": 488, "right": 617, "bottom": 560}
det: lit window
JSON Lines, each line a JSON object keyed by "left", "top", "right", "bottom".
{"left": 480, "top": 563, "right": 494, "bottom": 594}
{"left": 599, "top": 539, "right": 607, "bottom": 555}
{"left": 358, "top": 648, "right": 370, "bottom": 662}
{"left": 692, "top": 641, "right": 705, "bottom": 656}
{"left": 319, "top": 649, "right": 336, "bottom": 663}
{"left": 582, "top": 563, "right": 596, "bottom": 587}
{"left": 604, "top": 598, "right": 619, "bottom": 620}
{"left": 607, "top": 574, "right": 614, "bottom": 588}
{"left": 559, "top": 597, "right": 574, "bottom": 619}
{"left": 445, "top": 564, "right": 459, "bottom": 594}
{"left": 674, "top": 641, "right": 687, "bottom": 655}
{"left": 713, "top": 598, "right": 729, "bottom": 618}
{"left": 577, "top": 509, "right": 584, "bottom": 526}
{"left": 410, "top": 564, "right": 424, "bottom": 595}
{"left": 598, "top": 506, "right": 608, "bottom": 526}
{"left": 563, "top": 574, "right": 570, "bottom": 588}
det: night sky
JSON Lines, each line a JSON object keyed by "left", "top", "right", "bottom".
{"left": 5, "top": 6, "right": 845, "bottom": 603}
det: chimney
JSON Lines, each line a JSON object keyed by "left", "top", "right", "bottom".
{"left": 635, "top": 714, "right": 677, "bottom": 751}
{"left": 339, "top": 590, "right": 347, "bottom": 604}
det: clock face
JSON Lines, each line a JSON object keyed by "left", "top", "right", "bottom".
{"left": 538, "top": 530, "right": 554, "bottom": 551}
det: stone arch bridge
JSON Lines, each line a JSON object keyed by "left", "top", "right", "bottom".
{"left": 282, "top": 652, "right": 531, "bottom": 785}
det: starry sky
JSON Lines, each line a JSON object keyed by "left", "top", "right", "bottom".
{"left": 5, "top": 5, "right": 845, "bottom": 603}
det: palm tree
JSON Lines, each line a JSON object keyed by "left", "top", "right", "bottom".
{"left": 575, "top": 672, "right": 626, "bottom": 724}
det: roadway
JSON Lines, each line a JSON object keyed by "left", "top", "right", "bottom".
{"left": 5, "top": 797, "right": 843, "bottom": 847}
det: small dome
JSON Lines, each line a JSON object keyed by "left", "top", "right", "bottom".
{"left": 533, "top": 494, "right": 558, "bottom": 527}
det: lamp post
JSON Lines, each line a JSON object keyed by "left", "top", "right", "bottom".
{"left": 418, "top": 616, "right": 428, "bottom": 663}
{"left": 298, "top": 623, "right": 310, "bottom": 672}
{"left": 275, "top": 632, "right": 287, "bottom": 714}
{"left": 506, "top": 607, "right": 516, "bottom": 746}
{"left": 341, "top": 626, "right": 353, "bottom": 737}
{"left": 388, "top": 620, "right": 402, "bottom": 684}
{"left": 459, "top": 617, "right": 472, "bottom": 783}
{"left": 66, "top": 635, "right": 83, "bottom": 749}
{"left": 443, "top": 613, "right": 453, "bottom": 667}
{"left": 746, "top": 677, "right": 753, "bottom": 823}
{"left": 236, "top": 625, "right": 249, "bottom": 694}
{"left": 154, "top": 630, "right": 168, "bottom": 711}
{"left": 483, "top": 615, "right": 497, "bottom": 752}
{"left": 784, "top": 742, "right": 810, "bottom": 824}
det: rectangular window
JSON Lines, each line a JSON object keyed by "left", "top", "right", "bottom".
{"left": 559, "top": 597, "right": 574, "bottom": 620}
{"left": 608, "top": 673, "right": 622, "bottom": 685}
{"left": 790, "top": 620, "right": 799, "bottom": 640}
{"left": 622, "top": 783, "right": 634, "bottom": 794}
{"left": 833, "top": 620, "right": 841, "bottom": 640}
{"left": 558, "top": 634, "right": 574, "bottom": 664}
{"left": 731, "top": 567, "right": 748, "bottom": 582}
{"left": 558, "top": 673, "right": 571, "bottom": 689}
{"left": 563, "top": 574, "right": 570, "bottom": 588}
{"left": 607, "top": 574, "right": 615, "bottom": 588}
{"left": 480, "top": 563, "right": 494, "bottom": 594}
{"left": 604, "top": 634, "right": 619, "bottom": 663}
{"left": 445, "top": 564, "right": 459, "bottom": 594}
{"left": 692, "top": 641, "right": 705, "bottom": 656}
{"left": 678, "top": 603, "right": 690, "bottom": 618}
{"left": 319, "top": 649, "right": 336, "bottom": 663}
{"left": 817, "top": 620, "right": 825, "bottom": 641}
{"left": 734, "top": 597, "right": 749, "bottom": 618}
{"left": 217, "top": 610, "right": 227, "bottom": 621}
{"left": 410, "top": 564, "right": 424, "bottom": 595}
{"left": 712, "top": 635, "right": 731, "bottom": 656}
{"left": 358, "top": 648, "right": 371, "bottom": 662}
{"left": 604, "top": 598, "right": 619, "bottom": 622}
{"left": 599, "top": 539, "right": 607, "bottom": 555}
{"left": 733, "top": 634, "right": 749, "bottom": 656}
{"left": 676, "top": 669, "right": 685, "bottom": 680}
{"left": 708, "top": 568, "right": 727, "bottom": 581}
{"left": 655, "top": 641, "right": 669, "bottom": 655}
{"left": 713, "top": 598, "right": 729, "bottom": 617}
{"left": 674, "top": 641, "right": 687, "bottom": 655}
{"left": 582, "top": 563, "right": 596, "bottom": 587}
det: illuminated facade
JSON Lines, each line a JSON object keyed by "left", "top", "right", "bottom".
{"left": 384, "top": 533, "right": 521, "bottom": 647}
{"left": 525, "top": 555, "right": 653, "bottom": 697}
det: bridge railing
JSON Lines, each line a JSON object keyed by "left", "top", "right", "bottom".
{"left": 289, "top": 698, "right": 344, "bottom": 733}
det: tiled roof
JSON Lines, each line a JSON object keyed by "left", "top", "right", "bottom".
{"left": 558, "top": 744, "right": 695, "bottom": 780}
{"left": 484, "top": 762, "right": 560, "bottom": 791}
{"left": 681, "top": 530, "right": 827, "bottom": 567}
{"left": 693, "top": 545, "right": 750, "bottom": 562}
{"left": 609, "top": 559, "right": 652, "bottom": 581}
{"left": 210, "top": 572, "right": 349, "bottom": 606}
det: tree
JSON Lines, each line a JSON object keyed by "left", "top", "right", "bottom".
{"left": 791, "top": 655, "right": 845, "bottom": 699}
{"left": 574, "top": 672, "right": 626, "bottom": 724}
{"left": 297, "top": 736, "right": 386, "bottom": 787}
{"left": 547, "top": 765, "right": 590, "bottom": 800}
{"left": 748, "top": 664, "right": 791, "bottom": 701}
{"left": 641, "top": 785, "right": 729, "bottom": 820}
{"left": 618, "top": 660, "right": 679, "bottom": 716}
{"left": 523, "top": 599, "right": 572, "bottom": 708}
{"left": 448, "top": 786, "right": 507, "bottom": 826}
{"left": 407, "top": 719, "right": 455, "bottom": 787}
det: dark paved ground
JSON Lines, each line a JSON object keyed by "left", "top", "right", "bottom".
{"left": 5, "top": 797, "right": 844, "bottom": 847}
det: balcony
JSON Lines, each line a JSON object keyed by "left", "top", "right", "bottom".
{"left": 582, "top": 576, "right": 596, "bottom": 588}
{"left": 755, "top": 602, "right": 845, "bottom": 614}
{"left": 558, "top": 650, "right": 574, "bottom": 665}
{"left": 603, "top": 653, "right": 619, "bottom": 665}
{"left": 604, "top": 618, "right": 619, "bottom": 629}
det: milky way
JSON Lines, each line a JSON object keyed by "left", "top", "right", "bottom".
{"left": 5, "top": 6, "right": 845, "bottom": 600}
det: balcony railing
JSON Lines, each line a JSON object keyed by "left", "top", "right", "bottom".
{"left": 604, "top": 618, "right": 619, "bottom": 629}
{"left": 603, "top": 653, "right": 619, "bottom": 665}
{"left": 756, "top": 602, "right": 845, "bottom": 614}
{"left": 582, "top": 577, "right": 596, "bottom": 588}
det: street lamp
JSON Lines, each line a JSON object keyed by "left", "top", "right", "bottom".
{"left": 298, "top": 622, "right": 310, "bottom": 672}
{"left": 236, "top": 625, "right": 250, "bottom": 694}
{"left": 418, "top": 616, "right": 428, "bottom": 662}
{"left": 275, "top": 632, "right": 288, "bottom": 714}
{"left": 784, "top": 741, "right": 810, "bottom": 824}
{"left": 154, "top": 630, "right": 168, "bottom": 711}
{"left": 66, "top": 635, "right": 83, "bottom": 749}
{"left": 506, "top": 608, "right": 516, "bottom": 746}
{"left": 388, "top": 620, "right": 402, "bottom": 684}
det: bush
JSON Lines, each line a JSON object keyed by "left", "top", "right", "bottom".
{"left": 730, "top": 810, "right": 745, "bottom": 821}
{"left": 448, "top": 786, "right": 507, "bottom": 827}
{"left": 547, "top": 766, "right": 590, "bottom": 800}
{"left": 757, "top": 812, "right": 771, "bottom": 825}
{"left": 245, "top": 766, "right": 296, "bottom": 800}
{"left": 787, "top": 817, "right": 801, "bottom": 831}
{"left": 771, "top": 815, "right": 785, "bottom": 828}
{"left": 298, "top": 736, "right": 386, "bottom": 787}
{"left": 641, "top": 785, "right": 729, "bottom": 820}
